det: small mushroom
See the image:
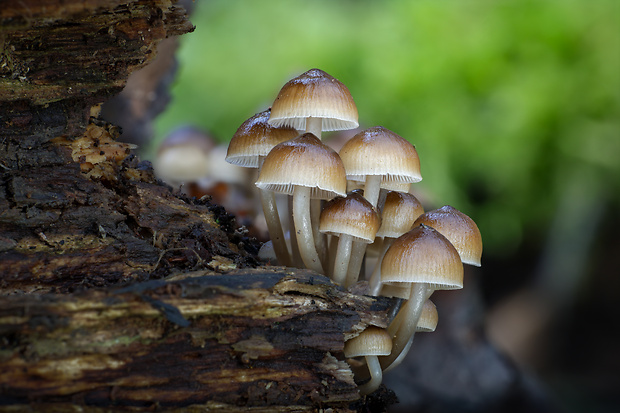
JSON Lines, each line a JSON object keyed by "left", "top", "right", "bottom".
{"left": 344, "top": 326, "right": 392, "bottom": 395}
{"left": 319, "top": 192, "right": 380, "bottom": 285}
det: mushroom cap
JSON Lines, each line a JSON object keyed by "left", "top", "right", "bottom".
{"left": 417, "top": 299, "right": 439, "bottom": 332}
{"left": 339, "top": 126, "right": 422, "bottom": 184}
{"left": 319, "top": 192, "right": 381, "bottom": 243}
{"left": 344, "top": 326, "right": 392, "bottom": 358}
{"left": 268, "top": 68, "right": 359, "bottom": 132}
{"left": 413, "top": 205, "right": 483, "bottom": 266}
{"left": 380, "top": 224, "right": 463, "bottom": 290}
{"left": 226, "top": 109, "right": 298, "bottom": 168}
{"left": 255, "top": 133, "right": 347, "bottom": 199}
{"left": 154, "top": 127, "right": 214, "bottom": 183}
{"left": 376, "top": 191, "right": 425, "bottom": 239}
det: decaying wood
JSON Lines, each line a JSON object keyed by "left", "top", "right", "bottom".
{"left": 0, "top": 1, "right": 397, "bottom": 411}
{"left": 0, "top": 269, "right": 394, "bottom": 411}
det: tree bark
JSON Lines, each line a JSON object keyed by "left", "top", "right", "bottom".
{"left": 0, "top": 269, "right": 394, "bottom": 411}
{"left": 0, "top": 2, "right": 397, "bottom": 411}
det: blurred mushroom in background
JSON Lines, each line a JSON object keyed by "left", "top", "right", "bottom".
{"left": 153, "top": 126, "right": 261, "bottom": 240}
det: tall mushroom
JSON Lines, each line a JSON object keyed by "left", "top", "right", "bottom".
{"left": 339, "top": 126, "right": 423, "bottom": 286}
{"left": 226, "top": 109, "right": 298, "bottom": 267}
{"left": 268, "top": 68, "right": 359, "bottom": 264}
{"left": 378, "top": 224, "right": 463, "bottom": 370}
{"left": 256, "top": 133, "right": 346, "bottom": 273}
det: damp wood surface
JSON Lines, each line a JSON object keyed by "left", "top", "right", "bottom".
{"left": 0, "top": 269, "right": 394, "bottom": 411}
{"left": 0, "top": 1, "right": 399, "bottom": 411}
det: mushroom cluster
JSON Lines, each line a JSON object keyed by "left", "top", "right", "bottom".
{"left": 226, "top": 68, "right": 482, "bottom": 395}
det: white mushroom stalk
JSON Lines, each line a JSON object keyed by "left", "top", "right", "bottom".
{"left": 226, "top": 109, "right": 297, "bottom": 267}
{"left": 256, "top": 133, "right": 346, "bottom": 275}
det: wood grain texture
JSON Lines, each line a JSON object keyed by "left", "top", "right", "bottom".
{"left": 0, "top": 269, "right": 394, "bottom": 411}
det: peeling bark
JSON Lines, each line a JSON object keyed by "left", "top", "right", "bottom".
{"left": 0, "top": 270, "right": 393, "bottom": 411}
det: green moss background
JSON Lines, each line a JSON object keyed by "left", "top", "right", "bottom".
{"left": 150, "top": 1, "right": 619, "bottom": 411}
{"left": 153, "top": 0, "right": 619, "bottom": 259}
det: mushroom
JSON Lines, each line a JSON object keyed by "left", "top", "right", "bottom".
{"left": 268, "top": 68, "right": 359, "bottom": 139}
{"left": 368, "top": 191, "right": 425, "bottom": 295}
{"left": 378, "top": 224, "right": 463, "bottom": 370}
{"left": 339, "top": 126, "right": 422, "bottom": 285}
{"left": 319, "top": 192, "right": 380, "bottom": 285}
{"left": 268, "top": 69, "right": 359, "bottom": 264}
{"left": 380, "top": 298, "right": 438, "bottom": 373}
{"left": 339, "top": 126, "right": 422, "bottom": 208}
{"left": 344, "top": 326, "right": 392, "bottom": 395}
{"left": 413, "top": 205, "right": 483, "bottom": 266}
{"left": 226, "top": 109, "right": 298, "bottom": 267}
{"left": 256, "top": 133, "right": 346, "bottom": 273}
{"left": 154, "top": 126, "right": 215, "bottom": 189}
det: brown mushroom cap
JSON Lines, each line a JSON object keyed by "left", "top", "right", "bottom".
{"left": 339, "top": 126, "right": 422, "bottom": 185}
{"left": 256, "top": 133, "right": 346, "bottom": 199}
{"left": 376, "top": 191, "right": 425, "bottom": 239}
{"left": 417, "top": 299, "right": 439, "bottom": 332}
{"left": 226, "top": 109, "right": 298, "bottom": 168}
{"left": 380, "top": 224, "right": 463, "bottom": 290}
{"left": 268, "top": 68, "right": 359, "bottom": 132}
{"left": 413, "top": 205, "right": 483, "bottom": 266}
{"left": 344, "top": 326, "right": 392, "bottom": 358}
{"left": 319, "top": 192, "right": 381, "bottom": 244}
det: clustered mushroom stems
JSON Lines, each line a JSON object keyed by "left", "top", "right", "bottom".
{"left": 225, "top": 68, "right": 482, "bottom": 395}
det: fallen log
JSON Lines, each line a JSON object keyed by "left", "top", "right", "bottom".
{"left": 0, "top": 269, "right": 394, "bottom": 411}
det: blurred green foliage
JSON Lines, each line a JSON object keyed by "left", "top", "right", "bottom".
{"left": 153, "top": 0, "right": 620, "bottom": 257}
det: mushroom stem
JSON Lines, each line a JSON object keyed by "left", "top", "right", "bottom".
{"left": 293, "top": 185, "right": 324, "bottom": 274}
{"left": 311, "top": 198, "right": 327, "bottom": 268}
{"left": 345, "top": 241, "right": 366, "bottom": 287}
{"left": 368, "top": 239, "right": 394, "bottom": 296}
{"left": 364, "top": 175, "right": 382, "bottom": 208}
{"left": 382, "top": 335, "right": 413, "bottom": 374}
{"left": 259, "top": 189, "right": 292, "bottom": 267}
{"left": 332, "top": 234, "right": 353, "bottom": 285}
{"left": 381, "top": 283, "right": 432, "bottom": 370}
{"left": 288, "top": 196, "right": 303, "bottom": 267}
{"left": 358, "top": 355, "right": 383, "bottom": 395}
{"left": 305, "top": 117, "right": 322, "bottom": 139}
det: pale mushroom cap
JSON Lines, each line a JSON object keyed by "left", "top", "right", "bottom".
{"left": 268, "top": 69, "right": 359, "bottom": 132}
{"left": 417, "top": 299, "right": 439, "bottom": 332}
{"left": 255, "top": 133, "right": 347, "bottom": 199}
{"left": 376, "top": 191, "right": 425, "bottom": 239}
{"left": 413, "top": 205, "right": 483, "bottom": 266}
{"left": 339, "top": 126, "right": 422, "bottom": 184}
{"left": 380, "top": 225, "right": 464, "bottom": 290}
{"left": 319, "top": 192, "right": 380, "bottom": 243}
{"left": 344, "top": 326, "right": 392, "bottom": 358}
{"left": 226, "top": 109, "right": 298, "bottom": 168}
{"left": 155, "top": 145, "right": 210, "bottom": 183}
{"left": 155, "top": 127, "right": 214, "bottom": 183}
